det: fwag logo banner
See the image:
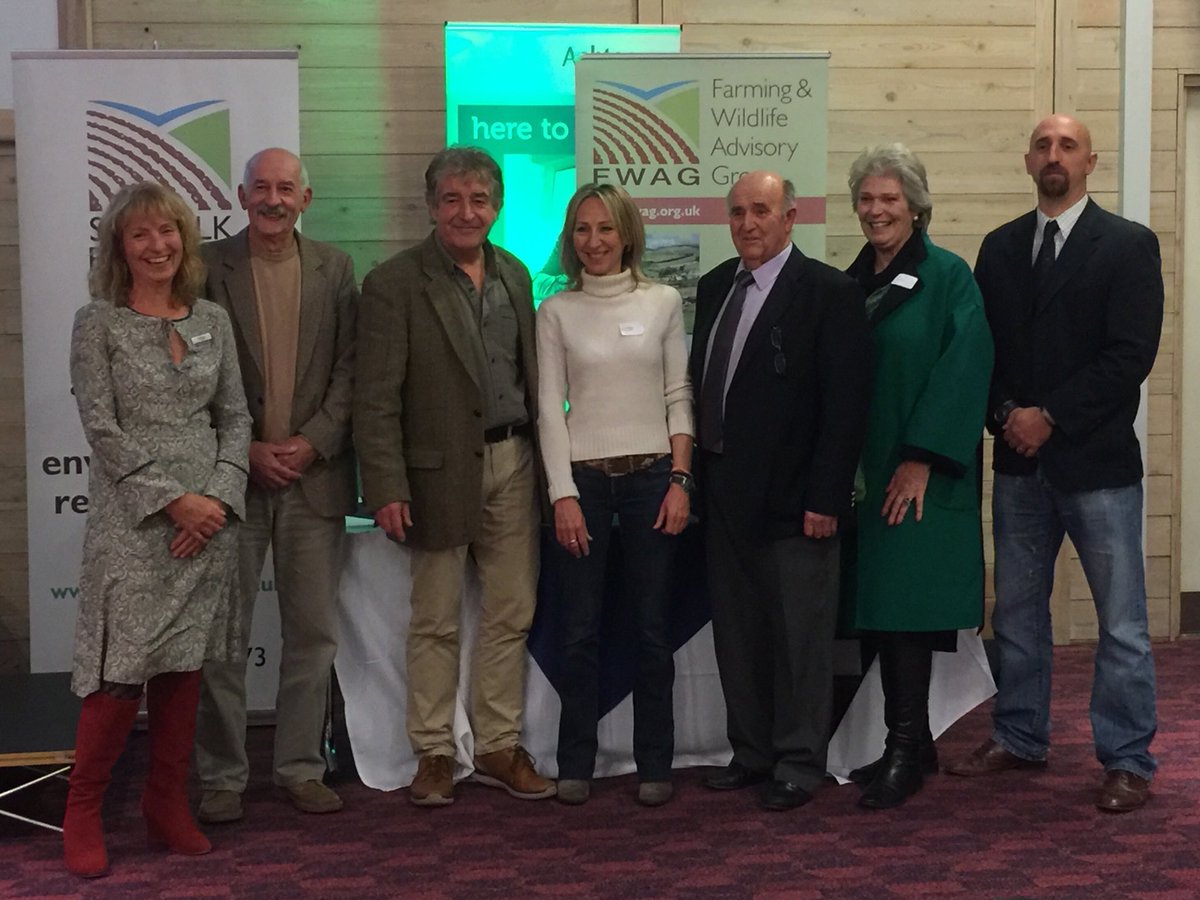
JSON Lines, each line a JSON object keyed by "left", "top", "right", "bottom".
{"left": 13, "top": 51, "right": 298, "bottom": 712}
{"left": 576, "top": 53, "right": 829, "bottom": 331}
{"left": 591, "top": 78, "right": 700, "bottom": 167}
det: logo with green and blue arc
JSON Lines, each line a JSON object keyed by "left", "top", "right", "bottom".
{"left": 86, "top": 99, "right": 233, "bottom": 211}
{"left": 592, "top": 80, "right": 699, "bottom": 166}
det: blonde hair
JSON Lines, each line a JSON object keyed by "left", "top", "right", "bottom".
{"left": 559, "top": 183, "right": 646, "bottom": 289}
{"left": 88, "top": 181, "right": 204, "bottom": 306}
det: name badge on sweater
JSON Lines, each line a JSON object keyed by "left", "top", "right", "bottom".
{"left": 190, "top": 332, "right": 213, "bottom": 345}
{"left": 890, "top": 273, "right": 918, "bottom": 290}
{"left": 619, "top": 322, "right": 645, "bottom": 336}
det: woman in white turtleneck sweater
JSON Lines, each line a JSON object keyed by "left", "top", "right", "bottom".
{"left": 536, "top": 184, "right": 694, "bottom": 808}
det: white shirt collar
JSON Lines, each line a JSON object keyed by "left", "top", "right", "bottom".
{"left": 737, "top": 242, "right": 793, "bottom": 289}
{"left": 1036, "top": 193, "right": 1089, "bottom": 242}
{"left": 1033, "top": 194, "right": 1088, "bottom": 263}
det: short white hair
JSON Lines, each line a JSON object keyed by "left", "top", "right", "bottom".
{"left": 847, "top": 143, "right": 932, "bottom": 229}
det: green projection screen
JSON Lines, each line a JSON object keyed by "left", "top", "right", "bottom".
{"left": 445, "top": 23, "right": 681, "bottom": 303}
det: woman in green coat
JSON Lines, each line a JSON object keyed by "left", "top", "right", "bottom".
{"left": 844, "top": 144, "right": 994, "bottom": 809}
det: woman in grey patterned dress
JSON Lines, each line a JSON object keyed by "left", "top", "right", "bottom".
{"left": 62, "top": 181, "right": 251, "bottom": 878}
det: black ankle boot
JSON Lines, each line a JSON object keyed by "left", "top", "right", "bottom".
{"left": 858, "top": 742, "right": 924, "bottom": 809}
{"left": 848, "top": 739, "right": 938, "bottom": 786}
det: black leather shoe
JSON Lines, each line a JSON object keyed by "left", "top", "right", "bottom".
{"left": 761, "top": 780, "right": 813, "bottom": 811}
{"left": 703, "top": 762, "right": 769, "bottom": 791}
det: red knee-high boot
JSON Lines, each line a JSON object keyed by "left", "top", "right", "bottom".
{"left": 142, "top": 670, "right": 211, "bottom": 855}
{"left": 63, "top": 691, "right": 141, "bottom": 878}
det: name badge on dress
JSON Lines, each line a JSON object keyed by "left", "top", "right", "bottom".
{"left": 619, "top": 322, "right": 645, "bottom": 336}
{"left": 190, "top": 332, "right": 213, "bottom": 345}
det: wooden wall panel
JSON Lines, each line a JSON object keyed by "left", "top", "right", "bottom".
{"left": 58, "top": 0, "right": 92, "bottom": 49}
{"left": 1075, "top": 67, "right": 1178, "bottom": 110}
{"left": 0, "top": 144, "right": 27, "bottom": 673}
{"left": 1149, "top": 1, "right": 1199, "bottom": 641}
{"left": 1076, "top": 0, "right": 1200, "bottom": 29}
{"left": 95, "top": 24, "right": 448, "bottom": 67}
{"left": 676, "top": 0, "right": 1035, "bottom": 27}
{"left": 94, "top": 0, "right": 640, "bottom": 26}
{"left": 829, "top": 69, "right": 1035, "bottom": 111}
{"left": 681, "top": 25, "right": 1039, "bottom": 69}
{"left": 298, "top": 68, "right": 445, "bottom": 112}
{"left": 1079, "top": 27, "right": 1200, "bottom": 70}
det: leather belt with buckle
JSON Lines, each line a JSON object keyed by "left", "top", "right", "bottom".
{"left": 483, "top": 422, "right": 531, "bottom": 444}
{"left": 573, "top": 453, "right": 666, "bottom": 476}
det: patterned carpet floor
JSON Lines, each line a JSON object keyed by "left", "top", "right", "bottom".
{"left": 2, "top": 640, "right": 1199, "bottom": 899}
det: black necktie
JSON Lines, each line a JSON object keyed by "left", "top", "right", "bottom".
{"left": 699, "top": 269, "right": 755, "bottom": 453}
{"left": 1033, "top": 219, "right": 1060, "bottom": 292}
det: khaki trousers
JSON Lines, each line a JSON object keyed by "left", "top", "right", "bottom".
{"left": 196, "top": 482, "right": 344, "bottom": 790}
{"left": 407, "top": 434, "right": 540, "bottom": 757}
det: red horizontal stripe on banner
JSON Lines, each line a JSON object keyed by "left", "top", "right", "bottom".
{"left": 792, "top": 197, "right": 827, "bottom": 224}
{"left": 632, "top": 196, "right": 826, "bottom": 226}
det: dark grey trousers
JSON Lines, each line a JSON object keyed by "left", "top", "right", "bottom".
{"left": 702, "top": 462, "right": 840, "bottom": 789}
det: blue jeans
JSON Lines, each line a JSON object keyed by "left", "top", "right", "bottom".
{"left": 991, "top": 472, "right": 1157, "bottom": 779}
{"left": 555, "top": 456, "right": 678, "bottom": 782}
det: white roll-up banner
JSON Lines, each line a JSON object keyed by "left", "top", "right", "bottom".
{"left": 14, "top": 51, "right": 299, "bottom": 711}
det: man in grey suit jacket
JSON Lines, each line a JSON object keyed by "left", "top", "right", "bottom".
{"left": 354, "top": 147, "right": 554, "bottom": 807}
{"left": 195, "top": 148, "right": 358, "bottom": 822}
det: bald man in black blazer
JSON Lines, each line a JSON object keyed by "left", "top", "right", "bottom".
{"left": 690, "top": 171, "right": 872, "bottom": 811}
{"left": 949, "top": 115, "right": 1163, "bottom": 815}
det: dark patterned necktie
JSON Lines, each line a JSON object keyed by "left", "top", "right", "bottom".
{"left": 699, "top": 269, "right": 756, "bottom": 453}
{"left": 1033, "top": 219, "right": 1060, "bottom": 292}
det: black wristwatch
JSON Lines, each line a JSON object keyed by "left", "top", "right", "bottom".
{"left": 994, "top": 400, "right": 1019, "bottom": 425}
{"left": 668, "top": 470, "right": 694, "bottom": 495}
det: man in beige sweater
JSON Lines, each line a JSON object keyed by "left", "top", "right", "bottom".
{"left": 195, "top": 148, "right": 358, "bottom": 822}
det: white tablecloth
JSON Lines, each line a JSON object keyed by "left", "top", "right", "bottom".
{"left": 334, "top": 529, "right": 733, "bottom": 790}
{"left": 335, "top": 529, "right": 996, "bottom": 791}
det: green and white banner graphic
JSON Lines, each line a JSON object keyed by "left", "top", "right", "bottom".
{"left": 445, "top": 23, "right": 681, "bottom": 304}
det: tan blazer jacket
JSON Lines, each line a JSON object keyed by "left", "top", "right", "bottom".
{"left": 354, "top": 232, "right": 542, "bottom": 550}
{"left": 202, "top": 229, "right": 358, "bottom": 518}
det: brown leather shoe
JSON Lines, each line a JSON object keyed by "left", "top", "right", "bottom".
{"left": 636, "top": 781, "right": 674, "bottom": 807}
{"left": 410, "top": 754, "right": 455, "bottom": 807}
{"left": 197, "top": 790, "right": 243, "bottom": 824}
{"left": 946, "top": 739, "right": 1047, "bottom": 776}
{"left": 277, "top": 779, "right": 344, "bottom": 814}
{"left": 473, "top": 745, "right": 556, "bottom": 800}
{"left": 1096, "top": 770, "right": 1150, "bottom": 813}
